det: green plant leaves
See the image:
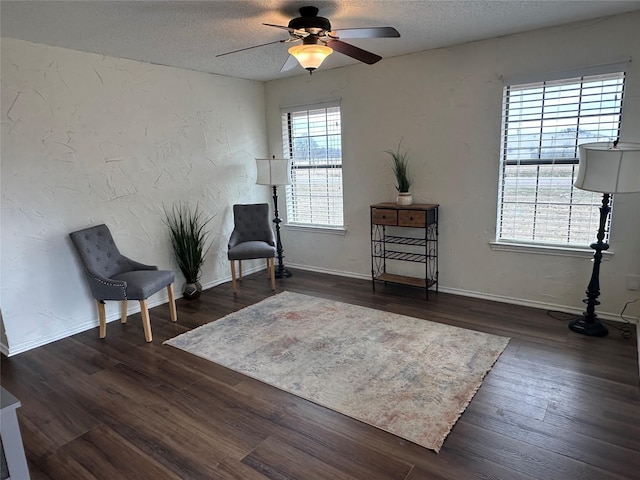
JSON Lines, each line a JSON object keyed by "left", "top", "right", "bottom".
{"left": 163, "top": 203, "right": 213, "bottom": 283}
{"left": 385, "top": 138, "right": 411, "bottom": 192}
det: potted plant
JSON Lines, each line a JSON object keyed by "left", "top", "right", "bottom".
{"left": 164, "top": 203, "right": 213, "bottom": 299}
{"left": 385, "top": 138, "right": 412, "bottom": 205}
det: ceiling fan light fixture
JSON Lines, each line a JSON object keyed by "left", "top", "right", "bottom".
{"left": 288, "top": 44, "right": 333, "bottom": 73}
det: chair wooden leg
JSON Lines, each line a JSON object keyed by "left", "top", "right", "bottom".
{"left": 238, "top": 260, "right": 243, "bottom": 281}
{"left": 121, "top": 300, "right": 128, "bottom": 324}
{"left": 140, "top": 300, "right": 152, "bottom": 342}
{"left": 269, "top": 257, "right": 275, "bottom": 290}
{"left": 167, "top": 284, "right": 177, "bottom": 322}
{"left": 97, "top": 301, "right": 107, "bottom": 339}
{"left": 230, "top": 260, "right": 238, "bottom": 294}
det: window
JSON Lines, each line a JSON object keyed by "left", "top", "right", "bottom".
{"left": 281, "top": 103, "right": 343, "bottom": 228}
{"left": 497, "top": 71, "right": 625, "bottom": 246}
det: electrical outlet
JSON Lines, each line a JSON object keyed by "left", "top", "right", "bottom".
{"left": 627, "top": 274, "right": 640, "bottom": 291}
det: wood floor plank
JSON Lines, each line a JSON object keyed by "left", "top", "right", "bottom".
{"left": 490, "top": 356, "right": 640, "bottom": 403}
{"left": 513, "top": 341, "right": 639, "bottom": 385}
{"left": 242, "top": 435, "right": 363, "bottom": 480}
{"left": 471, "top": 388, "right": 549, "bottom": 422}
{"left": 219, "top": 378, "right": 415, "bottom": 480}
{"left": 463, "top": 399, "right": 640, "bottom": 478}
{"left": 86, "top": 364, "right": 265, "bottom": 458}
{"left": 1, "top": 269, "right": 638, "bottom": 480}
{"left": 543, "top": 402, "right": 640, "bottom": 451}
{"left": 18, "top": 388, "right": 99, "bottom": 452}
{"left": 38, "top": 425, "right": 182, "bottom": 480}
{"left": 450, "top": 420, "right": 629, "bottom": 480}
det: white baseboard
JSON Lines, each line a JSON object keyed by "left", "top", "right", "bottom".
{"left": 3, "top": 293, "right": 179, "bottom": 357}
{"left": 4, "top": 264, "right": 637, "bottom": 358}
{"left": 287, "top": 263, "right": 639, "bottom": 324}
{"left": 438, "top": 286, "right": 639, "bottom": 324}
{"left": 287, "top": 262, "right": 371, "bottom": 281}
{"left": 1, "top": 268, "right": 263, "bottom": 357}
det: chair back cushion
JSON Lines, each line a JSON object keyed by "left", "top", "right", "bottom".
{"left": 69, "top": 224, "right": 132, "bottom": 278}
{"left": 230, "top": 204, "right": 276, "bottom": 246}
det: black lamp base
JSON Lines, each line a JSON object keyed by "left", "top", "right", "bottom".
{"left": 275, "top": 267, "right": 293, "bottom": 279}
{"left": 568, "top": 193, "right": 610, "bottom": 339}
{"left": 568, "top": 316, "right": 608, "bottom": 337}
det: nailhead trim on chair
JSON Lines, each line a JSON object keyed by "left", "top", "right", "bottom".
{"left": 90, "top": 274, "right": 128, "bottom": 300}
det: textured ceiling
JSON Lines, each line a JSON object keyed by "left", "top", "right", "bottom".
{"left": 2, "top": 1, "right": 640, "bottom": 82}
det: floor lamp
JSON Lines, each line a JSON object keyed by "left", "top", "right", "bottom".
{"left": 570, "top": 141, "right": 640, "bottom": 337}
{"left": 256, "top": 157, "right": 293, "bottom": 279}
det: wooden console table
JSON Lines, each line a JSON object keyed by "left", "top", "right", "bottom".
{"left": 370, "top": 203, "right": 439, "bottom": 298}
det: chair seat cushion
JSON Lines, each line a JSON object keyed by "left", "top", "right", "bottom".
{"left": 112, "top": 270, "right": 175, "bottom": 300}
{"left": 228, "top": 241, "right": 276, "bottom": 261}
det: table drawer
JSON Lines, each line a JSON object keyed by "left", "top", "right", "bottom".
{"left": 371, "top": 208, "right": 398, "bottom": 225}
{"left": 398, "top": 210, "right": 426, "bottom": 227}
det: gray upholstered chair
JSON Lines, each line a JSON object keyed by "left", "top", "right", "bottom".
{"left": 69, "top": 224, "right": 177, "bottom": 342}
{"left": 227, "top": 203, "right": 276, "bottom": 293}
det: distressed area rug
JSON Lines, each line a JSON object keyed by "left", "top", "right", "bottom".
{"left": 165, "top": 291, "right": 509, "bottom": 452}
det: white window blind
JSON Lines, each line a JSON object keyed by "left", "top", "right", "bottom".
{"left": 497, "top": 71, "right": 625, "bottom": 246}
{"left": 281, "top": 104, "right": 344, "bottom": 227}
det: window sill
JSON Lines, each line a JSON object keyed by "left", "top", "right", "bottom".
{"left": 284, "top": 224, "right": 346, "bottom": 236}
{"left": 490, "top": 241, "right": 614, "bottom": 259}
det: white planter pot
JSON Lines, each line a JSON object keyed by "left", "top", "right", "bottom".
{"left": 396, "top": 192, "right": 413, "bottom": 205}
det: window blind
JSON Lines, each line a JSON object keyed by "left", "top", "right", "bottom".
{"left": 281, "top": 105, "right": 344, "bottom": 227}
{"left": 497, "top": 72, "right": 625, "bottom": 246}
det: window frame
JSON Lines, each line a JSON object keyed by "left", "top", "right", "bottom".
{"left": 280, "top": 101, "right": 345, "bottom": 230}
{"left": 495, "top": 67, "right": 626, "bottom": 252}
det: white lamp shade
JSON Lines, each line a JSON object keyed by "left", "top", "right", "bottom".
{"left": 256, "top": 158, "right": 292, "bottom": 185}
{"left": 574, "top": 142, "right": 640, "bottom": 193}
{"left": 288, "top": 44, "right": 333, "bottom": 70}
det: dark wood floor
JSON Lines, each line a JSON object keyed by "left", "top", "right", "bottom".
{"left": 1, "top": 269, "right": 639, "bottom": 480}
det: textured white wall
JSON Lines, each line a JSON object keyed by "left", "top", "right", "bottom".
{"left": 265, "top": 13, "right": 640, "bottom": 319}
{"left": 2, "top": 13, "right": 640, "bottom": 356}
{"left": 1, "top": 38, "right": 269, "bottom": 355}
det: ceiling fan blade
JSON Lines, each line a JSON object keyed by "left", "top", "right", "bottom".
{"left": 263, "top": 23, "right": 295, "bottom": 33}
{"left": 264, "top": 24, "right": 310, "bottom": 39}
{"left": 215, "top": 40, "right": 285, "bottom": 58}
{"left": 330, "top": 27, "right": 400, "bottom": 39}
{"left": 280, "top": 54, "right": 300, "bottom": 72}
{"left": 326, "top": 39, "right": 382, "bottom": 65}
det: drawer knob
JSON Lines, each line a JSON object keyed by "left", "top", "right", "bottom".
{"left": 409, "top": 216, "right": 414, "bottom": 221}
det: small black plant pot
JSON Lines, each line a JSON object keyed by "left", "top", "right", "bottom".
{"left": 183, "top": 281, "right": 202, "bottom": 300}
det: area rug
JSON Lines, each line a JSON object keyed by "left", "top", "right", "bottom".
{"left": 165, "top": 291, "right": 510, "bottom": 452}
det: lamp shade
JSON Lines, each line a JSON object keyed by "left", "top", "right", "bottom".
{"left": 256, "top": 158, "right": 292, "bottom": 186}
{"left": 574, "top": 142, "right": 640, "bottom": 193}
{"left": 288, "top": 44, "right": 333, "bottom": 71}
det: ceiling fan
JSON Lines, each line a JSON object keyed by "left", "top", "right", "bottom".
{"left": 216, "top": 6, "right": 400, "bottom": 74}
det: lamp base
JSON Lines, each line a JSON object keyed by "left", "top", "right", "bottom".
{"left": 275, "top": 267, "right": 293, "bottom": 279}
{"left": 568, "top": 316, "right": 608, "bottom": 337}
